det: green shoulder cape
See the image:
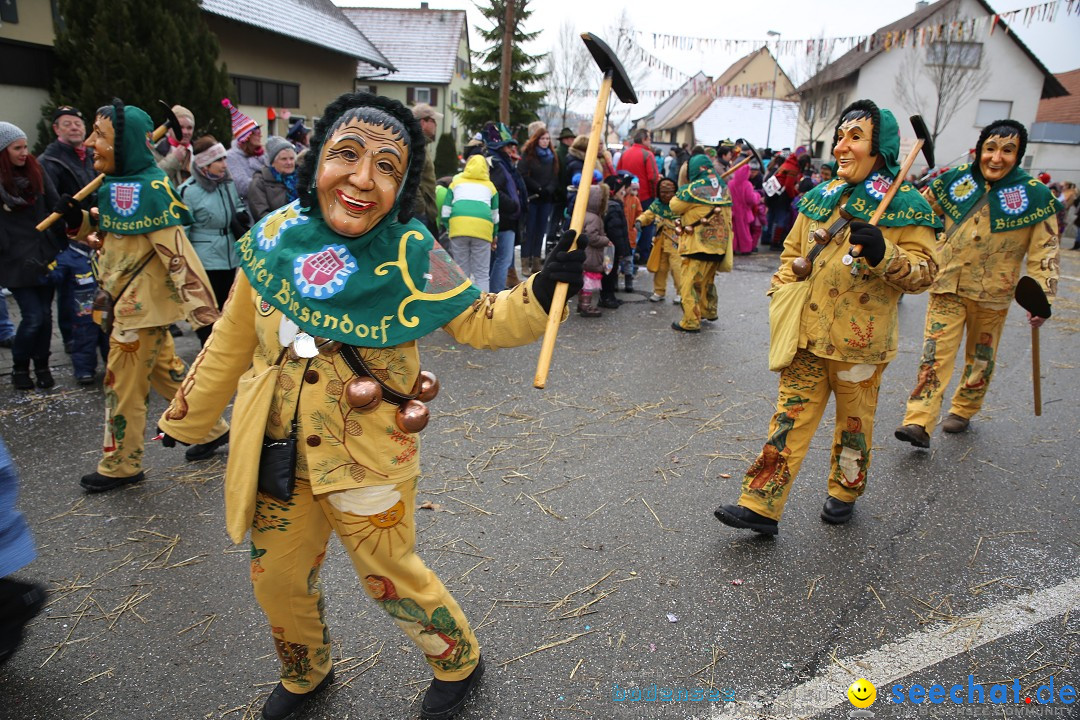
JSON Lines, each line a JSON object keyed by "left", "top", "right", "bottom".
{"left": 646, "top": 197, "right": 679, "bottom": 220}
{"left": 928, "top": 163, "right": 1061, "bottom": 233}
{"left": 798, "top": 174, "right": 940, "bottom": 229}
{"left": 96, "top": 104, "right": 191, "bottom": 235}
{"left": 675, "top": 177, "right": 732, "bottom": 207}
{"left": 238, "top": 200, "right": 481, "bottom": 348}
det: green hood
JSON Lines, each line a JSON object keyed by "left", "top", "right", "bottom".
{"left": 688, "top": 155, "right": 713, "bottom": 182}
{"left": 874, "top": 108, "right": 902, "bottom": 180}
{"left": 96, "top": 102, "right": 191, "bottom": 235}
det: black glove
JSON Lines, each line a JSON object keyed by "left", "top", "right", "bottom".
{"left": 53, "top": 194, "right": 83, "bottom": 230}
{"left": 531, "top": 229, "right": 586, "bottom": 313}
{"left": 156, "top": 426, "right": 188, "bottom": 448}
{"left": 848, "top": 220, "right": 886, "bottom": 267}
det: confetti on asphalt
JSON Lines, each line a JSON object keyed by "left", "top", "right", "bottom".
{"left": 667, "top": 613, "right": 678, "bottom": 623}
{"left": 732, "top": 579, "right": 744, "bottom": 586}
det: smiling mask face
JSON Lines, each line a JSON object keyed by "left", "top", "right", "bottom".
{"left": 833, "top": 116, "right": 879, "bottom": 184}
{"left": 979, "top": 133, "right": 1019, "bottom": 184}
{"left": 316, "top": 118, "right": 409, "bottom": 237}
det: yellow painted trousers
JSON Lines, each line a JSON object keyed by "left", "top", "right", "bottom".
{"left": 676, "top": 258, "right": 719, "bottom": 331}
{"left": 652, "top": 235, "right": 683, "bottom": 298}
{"left": 902, "top": 292, "right": 1010, "bottom": 433}
{"left": 99, "top": 326, "right": 228, "bottom": 476}
{"left": 251, "top": 477, "right": 480, "bottom": 693}
{"left": 738, "top": 349, "right": 886, "bottom": 521}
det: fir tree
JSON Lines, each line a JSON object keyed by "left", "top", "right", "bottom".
{"left": 38, "top": 0, "right": 232, "bottom": 153}
{"left": 458, "top": 0, "right": 546, "bottom": 134}
{"left": 434, "top": 133, "right": 459, "bottom": 178}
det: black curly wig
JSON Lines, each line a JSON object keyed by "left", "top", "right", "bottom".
{"left": 832, "top": 99, "right": 881, "bottom": 160}
{"left": 974, "top": 119, "right": 1027, "bottom": 181}
{"left": 296, "top": 92, "right": 426, "bottom": 225}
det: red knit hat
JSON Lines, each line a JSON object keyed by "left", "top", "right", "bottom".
{"left": 221, "top": 98, "right": 258, "bottom": 141}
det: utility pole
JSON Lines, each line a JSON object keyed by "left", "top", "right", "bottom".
{"left": 498, "top": 0, "right": 516, "bottom": 125}
{"left": 765, "top": 30, "right": 780, "bottom": 151}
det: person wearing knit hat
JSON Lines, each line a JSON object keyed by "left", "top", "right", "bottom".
{"left": 222, "top": 98, "right": 264, "bottom": 201}
{"left": 895, "top": 118, "right": 1060, "bottom": 449}
{"left": 0, "top": 120, "right": 70, "bottom": 389}
{"left": 246, "top": 135, "right": 298, "bottom": 222}
{"left": 152, "top": 104, "right": 195, "bottom": 188}
{"left": 74, "top": 99, "right": 229, "bottom": 493}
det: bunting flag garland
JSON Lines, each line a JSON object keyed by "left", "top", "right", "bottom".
{"left": 619, "top": 0, "right": 1074, "bottom": 60}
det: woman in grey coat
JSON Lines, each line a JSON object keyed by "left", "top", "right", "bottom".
{"left": 177, "top": 135, "right": 248, "bottom": 344}
{"left": 246, "top": 136, "right": 298, "bottom": 221}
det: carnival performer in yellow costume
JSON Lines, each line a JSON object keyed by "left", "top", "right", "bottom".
{"left": 895, "top": 119, "right": 1060, "bottom": 447}
{"left": 639, "top": 177, "right": 683, "bottom": 303}
{"left": 714, "top": 100, "right": 939, "bottom": 534}
{"left": 670, "top": 155, "right": 733, "bottom": 332}
{"left": 157, "top": 93, "right": 584, "bottom": 720}
{"left": 78, "top": 100, "right": 228, "bottom": 493}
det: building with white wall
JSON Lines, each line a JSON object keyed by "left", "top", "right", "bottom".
{"left": 794, "top": 0, "right": 1066, "bottom": 176}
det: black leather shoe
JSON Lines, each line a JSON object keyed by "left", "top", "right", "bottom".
{"left": 185, "top": 431, "right": 229, "bottom": 461}
{"left": 0, "top": 578, "right": 46, "bottom": 667}
{"left": 821, "top": 496, "right": 855, "bottom": 524}
{"left": 11, "top": 370, "right": 33, "bottom": 390}
{"left": 894, "top": 424, "right": 930, "bottom": 448}
{"left": 421, "top": 655, "right": 485, "bottom": 720}
{"left": 598, "top": 297, "right": 621, "bottom": 309}
{"left": 671, "top": 321, "right": 700, "bottom": 334}
{"left": 261, "top": 667, "right": 334, "bottom": 720}
{"left": 34, "top": 369, "right": 55, "bottom": 389}
{"left": 713, "top": 504, "right": 778, "bottom": 535}
{"left": 80, "top": 471, "right": 145, "bottom": 493}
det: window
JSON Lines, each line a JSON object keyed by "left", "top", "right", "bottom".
{"left": 813, "top": 140, "right": 824, "bottom": 158}
{"left": 926, "top": 41, "right": 982, "bottom": 68}
{"left": 0, "top": 39, "right": 54, "bottom": 89}
{"left": 804, "top": 101, "right": 815, "bottom": 123}
{"left": 407, "top": 87, "right": 438, "bottom": 106}
{"left": 818, "top": 96, "right": 829, "bottom": 119}
{"left": 0, "top": 1, "right": 18, "bottom": 23}
{"left": 231, "top": 74, "right": 300, "bottom": 108}
{"left": 975, "top": 100, "right": 1012, "bottom": 127}
{"left": 415, "top": 87, "right": 431, "bottom": 104}
{"left": 451, "top": 90, "right": 458, "bottom": 107}
{"left": 355, "top": 82, "right": 377, "bottom": 95}
{"left": 836, "top": 92, "right": 847, "bottom": 114}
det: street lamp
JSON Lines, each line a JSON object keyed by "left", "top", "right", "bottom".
{"left": 765, "top": 30, "right": 780, "bottom": 151}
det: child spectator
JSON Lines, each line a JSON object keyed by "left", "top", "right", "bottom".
{"left": 46, "top": 236, "right": 108, "bottom": 384}
{"left": 578, "top": 181, "right": 610, "bottom": 317}
{"left": 441, "top": 154, "right": 499, "bottom": 292}
{"left": 623, "top": 175, "right": 643, "bottom": 285}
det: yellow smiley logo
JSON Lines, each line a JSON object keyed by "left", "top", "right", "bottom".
{"left": 847, "top": 678, "right": 877, "bottom": 708}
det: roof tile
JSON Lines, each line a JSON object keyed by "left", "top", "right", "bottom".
{"left": 201, "top": 0, "right": 392, "bottom": 68}
{"left": 342, "top": 7, "right": 467, "bottom": 84}
{"left": 1035, "top": 69, "right": 1080, "bottom": 124}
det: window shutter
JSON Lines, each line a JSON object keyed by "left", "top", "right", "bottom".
{"left": 407, "top": 87, "right": 415, "bottom": 104}
{"left": 430, "top": 87, "right": 438, "bottom": 107}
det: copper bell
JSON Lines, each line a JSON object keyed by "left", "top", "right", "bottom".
{"left": 345, "top": 377, "right": 382, "bottom": 413}
{"left": 395, "top": 399, "right": 430, "bottom": 433}
{"left": 791, "top": 257, "right": 812, "bottom": 279}
{"left": 417, "top": 370, "right": 439, "bottom": 402}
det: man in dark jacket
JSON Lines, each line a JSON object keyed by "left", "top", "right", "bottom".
{"left": 483, "top": 122, "right": 526, "bottom": 293}
{"left": 38, "top": 106, "right": 96, "bottom": 354}
{"left": 547, "top": 128, "right": 577, "bottom": 255}
{"left": 617, "top": 129, "right": 660, "bottom": 266}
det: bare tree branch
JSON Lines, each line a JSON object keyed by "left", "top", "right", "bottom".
{"left": 893, "top": 14, "right": 991, "bottom": 144}
{"left": 542, "top": 20, "right": 591, "bottom": 130}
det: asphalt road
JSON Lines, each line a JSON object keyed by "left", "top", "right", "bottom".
{"left": 1, "top": 247, "right": 1077, "bottom": 720}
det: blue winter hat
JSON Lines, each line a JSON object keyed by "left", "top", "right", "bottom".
{"left": 571, "top": 170, "right": 603, "bottom": 187}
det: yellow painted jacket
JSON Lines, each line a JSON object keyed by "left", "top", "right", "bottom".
{"left": 772, "top": 209, "right": 938, "bottom": 364}
{"left": 91, "top": 220, "right": 220, "bottom": 333}
{"left": 925, "top": 196, "right": 1059, "bottom": 309}
{"left": 668, "top": 197, "right": 734, "bottom": 273}
{"left": 158, "top": 271, "right": 559, "bottom": 542}
{"left": 637, "top": 208, "right": 680, "bottom": 252}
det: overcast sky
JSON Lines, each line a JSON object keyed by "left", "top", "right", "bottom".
{"left": 336, "top": 0, "right": 1076, "bottom": 115}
